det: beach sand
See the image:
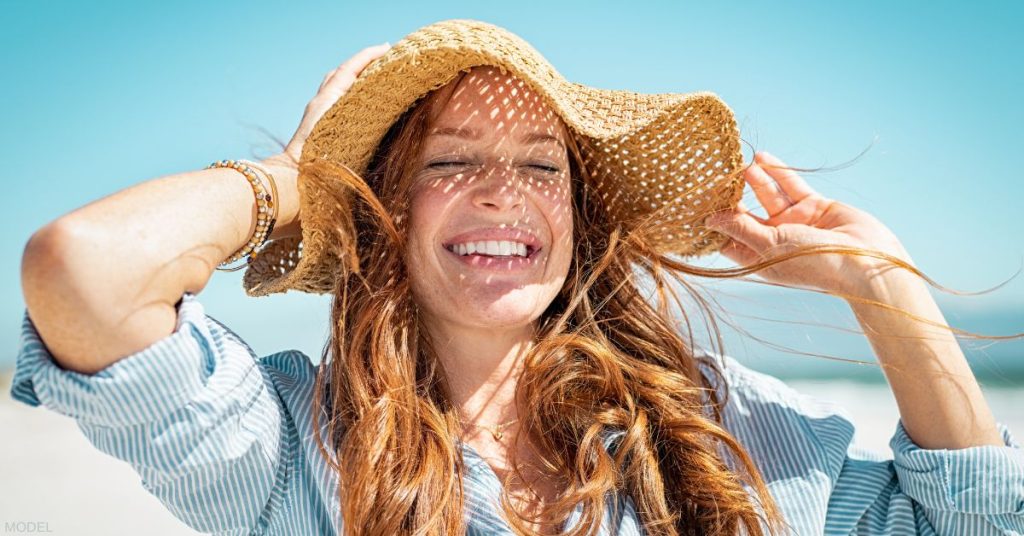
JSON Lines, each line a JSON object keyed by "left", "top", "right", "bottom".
{"left": 2, "top": 372, "right": 1020, "bottom": 535}
{"left": 1, "top": 372, "right": 202, "bottom": 535}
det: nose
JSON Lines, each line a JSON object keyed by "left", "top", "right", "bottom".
{"left": 470, "top": 164, "right": 526, "bottom": 213}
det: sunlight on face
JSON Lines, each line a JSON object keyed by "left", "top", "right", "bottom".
{"left": 404, "top": 66, "right": 574, "bottom": 332}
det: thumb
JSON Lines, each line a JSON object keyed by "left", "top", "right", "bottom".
{"left": 706, "top": 210, "right": 775, "bottom": 252}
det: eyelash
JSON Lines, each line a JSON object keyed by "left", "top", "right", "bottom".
{"left": 427, "top": 161, "right": 562, "bottom": 174}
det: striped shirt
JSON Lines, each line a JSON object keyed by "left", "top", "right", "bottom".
{"left": 10, "top": 291, "right": 1024, "bottom": 535}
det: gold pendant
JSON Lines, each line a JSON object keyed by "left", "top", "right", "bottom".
{"left": 491, "top": 429, "right": 504, "bottom": 440}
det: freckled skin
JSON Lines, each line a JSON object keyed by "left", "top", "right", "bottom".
{"left": 405, "top": 66, "right": 575, "bottom": 335}
{"left": 402, "top": 68, "right": 577, "bottom": 520}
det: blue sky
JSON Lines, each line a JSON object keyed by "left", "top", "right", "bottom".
{"left": 2, "top": 1, "right": 1021, "bottom": 379}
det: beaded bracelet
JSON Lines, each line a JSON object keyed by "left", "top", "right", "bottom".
{"left": 206, "top": 159, "right": 280, "bottom": 272}
{"left": 239, "top": 158, "right": 281, "bottom": 241}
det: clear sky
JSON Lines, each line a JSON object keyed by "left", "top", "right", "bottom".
{"left": 3, "top": 1, "right": 1021, "bottom": 379}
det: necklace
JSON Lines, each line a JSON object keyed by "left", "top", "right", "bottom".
{"left": 460, "top": 417, "right": 519, "bottom": 441}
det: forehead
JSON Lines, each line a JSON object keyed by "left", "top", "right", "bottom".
{"left": 426, "top": 66, "right": 567, "bottom": 138}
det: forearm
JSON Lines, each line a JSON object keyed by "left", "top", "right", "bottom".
{"left": 845, "top": 269, "right": 1004, "bottom": 449}
{"left": 20, "top": 155, "right": 299, "bottom": 374}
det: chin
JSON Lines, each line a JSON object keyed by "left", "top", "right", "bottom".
{"left": 463, "top": 293, "right": 551, "bottom": 326}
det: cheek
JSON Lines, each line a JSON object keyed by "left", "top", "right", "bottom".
{"left": 536, "top": 180, "right": 573, "bottom": 237}
{"left": 408, "top": 176, "right": 464, "bottom": 213}
{"left": 407, "top": 184, "right": 451, "bottom": 236}
{"left": 536, "top": 184, "right": 574, "bottom": 274}
{"left": 404, "top": 183, "right": 464, "bottom": 273}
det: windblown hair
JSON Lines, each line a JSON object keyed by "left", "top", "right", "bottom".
{"left": 287, "top": 70, "right": 959, "bottom": 535}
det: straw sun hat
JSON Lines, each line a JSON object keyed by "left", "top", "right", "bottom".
{"left": 242, "top": 18, "right": 745, "bottom": 297}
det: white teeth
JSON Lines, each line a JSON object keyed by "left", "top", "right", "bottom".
{"left": 450, "top": 240, "right": 530, "bottom": 257}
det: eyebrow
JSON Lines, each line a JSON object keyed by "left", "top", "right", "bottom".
{"left": 426, "top": 126, "right": 567, "bottom": 152}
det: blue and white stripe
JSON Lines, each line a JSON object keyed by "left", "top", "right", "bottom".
{"left": 11, "top": 292, "right": 1024, "bottom": 535}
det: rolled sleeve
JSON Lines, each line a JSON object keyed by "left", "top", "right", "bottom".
{"left": 9, "top": 292, "right": 293, "bottom": 535}
{"left": 693, "top": 349, "right": 1024, "bottom": 535}
{"left": 823, "top": 421, "right": 1024, "bottom": 536}
{"left": 12, "top": 293, "right": 222, "bottom": 427}
{"left": 890, "top": 418, "right": 1024, "bottom": 518}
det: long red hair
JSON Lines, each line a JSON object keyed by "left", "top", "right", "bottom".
{"left": 280, "top": 70, "right": 972, "bottom": 535}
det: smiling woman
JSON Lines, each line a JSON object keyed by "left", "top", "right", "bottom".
{"left": 294, "top": 61, "right": 795, "bottom": 535}
{"left": 403, "top": 67, "right": 581, "bottom": 530}
{"left": 12, "top": 17, "right": 1024, "bottom": 536}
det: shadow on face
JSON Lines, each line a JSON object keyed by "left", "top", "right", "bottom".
{"left": 403, "top": 66, "right": 577, "bottom": 332}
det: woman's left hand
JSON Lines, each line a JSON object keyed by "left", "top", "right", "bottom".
{"left": 704, "top": 151, "right": 914, "bottom": 297}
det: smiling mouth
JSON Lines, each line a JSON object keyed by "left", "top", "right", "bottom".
{"left": 443, "top": 244, "right": 540, "bottom": 260}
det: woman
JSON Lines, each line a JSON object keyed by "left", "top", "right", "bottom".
{"left": 13, "top": 19, "right": 1022, "bottom": 536}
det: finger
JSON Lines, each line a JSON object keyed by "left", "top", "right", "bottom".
{"left": 754, "top": 151, "right": 817, "bottom": 205}
{"left": 736, "top": 198, "right": 767, "bottom": 225}
{"left": 319, "top": 43, "right": 391, "bottom": 92}
{"left": 318, "top": 68, "right": 338, "bottom": 91}
{"left": 329, "top": 43, "right": 391, "bottom": 84}
{"left": 706, "top": 210, "right": 775, "bottom": 253}
{"left": 744, "top": 161, "right": 793, "bottom": 219}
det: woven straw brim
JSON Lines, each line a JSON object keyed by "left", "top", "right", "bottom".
{"left": 242, "top": 19, "right": 744, "bottom": 297}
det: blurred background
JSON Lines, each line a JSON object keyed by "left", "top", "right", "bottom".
{"left": 2, "top": 0, "right": 1021, "bottom": 534}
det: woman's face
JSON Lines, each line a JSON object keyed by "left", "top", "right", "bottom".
{"left": 404, "top": 66, "right": 574, "bottom": 333}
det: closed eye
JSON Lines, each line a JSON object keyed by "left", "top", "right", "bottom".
{"left": 425, "top": 161, "right": 562, "bottom": 174}
{"left": 529, "top": 164, "right": 561, "bottom": 173}
{"left": 428, "top": 161, "right": 471, "bottom": 169}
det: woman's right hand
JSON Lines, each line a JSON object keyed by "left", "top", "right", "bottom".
{"left": 261, "top": 43, "right": 391, "bottom": 239}
{"left": 281, "top": 43, "right": 392, "bottom": 164}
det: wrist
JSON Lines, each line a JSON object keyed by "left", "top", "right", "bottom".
{"left": 257, "top": 154, "right": 302, "bottom": 240}
{"left": 262, "top": 152, "right": 299, "bottom": 169}
{"left": 841, "top": 241, "right": 918, "bottom": 299}
{"left": 843, "top": 265, "right": 929, "bottom": 310}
